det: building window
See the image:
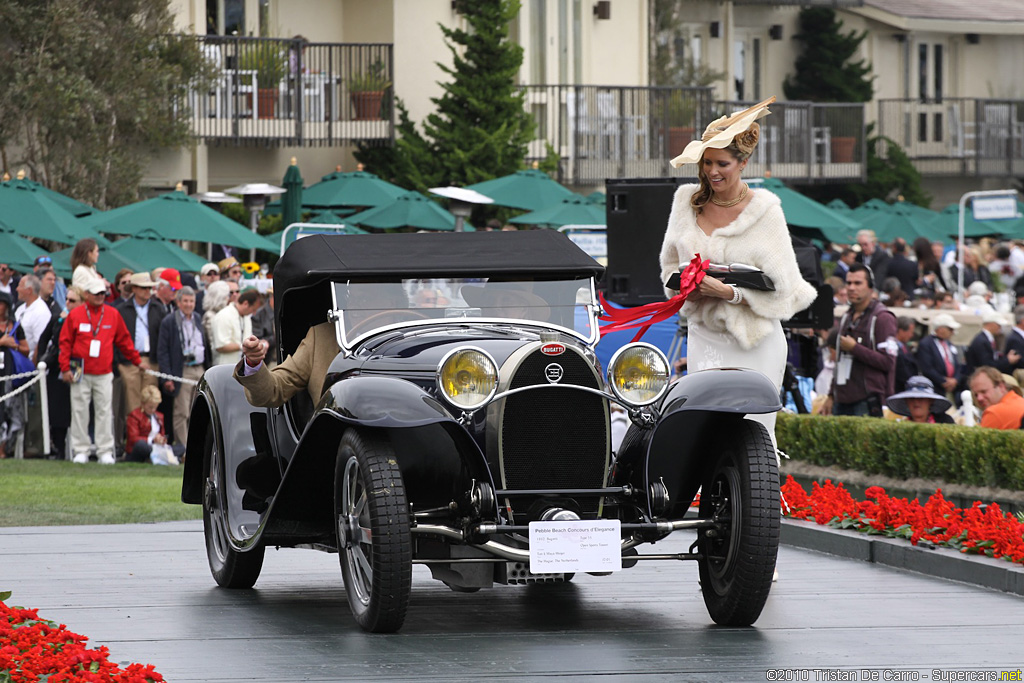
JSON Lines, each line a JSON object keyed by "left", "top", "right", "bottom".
{"left": 530, "top": 0, "right": 547, "bottom": 84}
{"left": 734, "top": 39, "right": 746, "bottom": 101}
{"left": 934, "top": 44, "right": 944, "bottom": 101}
{"left": 752, "top": 38, "right": 761, "bottom": 101}
{"left": 918, "top": 43, "right": 928, "bottom": 102}
{"left": 207, "top": 0, "right": 244, "bottom": 36}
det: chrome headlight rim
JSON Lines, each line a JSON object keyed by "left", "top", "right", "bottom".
{"left": 606, "top": 342, "right": 670, "bottom": 407}
{"left": 435, "top": 345, "right": 499, "bottom": 411}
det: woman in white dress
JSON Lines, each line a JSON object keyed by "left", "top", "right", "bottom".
{"left": 70, "top": 238, "right": 103, "bottom": 292}
{"left": 659, "top": 97, "right": 816, "bottom": 442}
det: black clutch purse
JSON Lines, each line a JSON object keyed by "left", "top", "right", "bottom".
{"left": 665, "top": 263, "right": 775, "bottom": 292}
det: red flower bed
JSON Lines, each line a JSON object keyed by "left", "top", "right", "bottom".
{"left": 0, "top": 592, "right": 163, "bottom": 683}
{"left": 781, "top": 475, "right": 1024, "bottom": 565}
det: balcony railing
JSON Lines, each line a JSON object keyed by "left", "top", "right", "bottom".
{"left": 187, "top": 36, "right": 393, "bottom": 146}
{"left": 877, "top": 98, "right": 1024, "bottom": 178}
{"left": 521, "top": 86, "right": 866, "bottom": 185}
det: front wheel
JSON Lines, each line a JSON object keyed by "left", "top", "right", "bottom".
{"left": 203, "top": 426, "right": 265, "bottom": 588}
{"left": 335, "top": 429, "right": 412, "bottom": 633}
{"left": 697, "top": 419, "right": 779, "bottom": 626}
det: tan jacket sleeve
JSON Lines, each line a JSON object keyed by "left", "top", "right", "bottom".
{"left": 234, "top": 324, "right": 323, "bottom": 408}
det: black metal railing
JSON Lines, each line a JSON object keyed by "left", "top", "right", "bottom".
{"left": 877, "top": 98, "right": 1024, "bottom": 177}
{"left": 187, "top": 36, "right": 394, "bottom": 146}
{"left": 520, "top": 86, "right": 865, "bottom": 185}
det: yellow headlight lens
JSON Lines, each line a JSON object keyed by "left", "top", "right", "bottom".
{"left": 437, "top": 348, "right": 498, "bottom": 409}
{"left": 607, "top": 344, "right": 669, "bottom": 406}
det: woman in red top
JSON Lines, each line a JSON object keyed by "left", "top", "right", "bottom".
{"left": 125, "top": 385, "right": 182, "bottom": 464}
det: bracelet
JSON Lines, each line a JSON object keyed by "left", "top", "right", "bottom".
{"left": 726, "top": 285, "right": 743, "bottom": 305}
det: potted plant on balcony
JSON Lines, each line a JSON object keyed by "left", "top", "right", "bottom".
{"left": 664, "top": 92, "right": 698, "bottom": 155}
{"left": 238, "top": 41, "right": 287, "bottom": 118}
{"left": 348, "top": 61, "right": 391, "bottom": 121}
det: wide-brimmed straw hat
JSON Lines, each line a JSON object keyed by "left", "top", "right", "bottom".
{"left": 670, "top": 96, "right": 776, "bottom": 168}
{"left": 886, "top": 375, "right": 952, "bottom": 416}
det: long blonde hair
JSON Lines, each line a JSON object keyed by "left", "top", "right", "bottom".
{"left": 690, "top": 124, "right": 760, "bottom": 214}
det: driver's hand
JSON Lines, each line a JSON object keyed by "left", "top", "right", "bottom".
{"left": 242, "top": 335, "right": 268, "bottom": 367}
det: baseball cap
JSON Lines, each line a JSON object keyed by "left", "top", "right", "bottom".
{"left": 200, "top": 262, "right": 218, "bottom": 276}
{"left": 84, "top": 279, "right": 108, "bottom": 295}
{"left": 34, "top": 255, "right": 53, "bottom": 266}
{"left": 160, "top": 268, "right": 183, "bottom": 291}
{"left": 931, "top": 313, "right": 961, "bottom": 330}
{"left": 981, "top": 310, "right": 1006, "bottom": 325}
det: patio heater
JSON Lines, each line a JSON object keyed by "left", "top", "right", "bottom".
{"left": 428, "top": 186, "right": 494, "bottom": 231}
{"left": 191, "top": 191, "right": 242, "bottom": 261}
{"left": 224, "top": 183, "right": 287, "bottom": 262}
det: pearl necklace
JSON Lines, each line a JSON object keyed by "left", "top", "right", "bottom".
{"left": 711, "top": 183, "right": 748, "bottom": 208}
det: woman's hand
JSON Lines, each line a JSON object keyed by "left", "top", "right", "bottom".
{"left": 697, "top": 276, "right": 734, "bottom": 300}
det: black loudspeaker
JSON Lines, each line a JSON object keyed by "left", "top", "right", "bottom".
{"left": 604, "top": 177, "right": 691, "bottom": 306}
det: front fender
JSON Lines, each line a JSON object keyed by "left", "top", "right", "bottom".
{"left": 617, "top": 368, "right": 781, "bottom": 517}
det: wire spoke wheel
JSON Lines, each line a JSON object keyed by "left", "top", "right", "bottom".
{"left": 203, "top": 426, "right": 264, "bottom": 588}
{"left": 697, "top": 419, "right": 779, "bottom": 627}
{"left": 335, "top": 430, "right": 412, "bottom": 633}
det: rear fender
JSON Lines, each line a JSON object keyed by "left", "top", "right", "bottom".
{"left": 637, "top": 368, "right": 781, "bottom": 517}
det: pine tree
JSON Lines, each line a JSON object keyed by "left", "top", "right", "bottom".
{"left": 355, "top": 0, "right": 534, "bottom": 190}
{"left": 783, "top": 8, "right": 874, "bottom": 103}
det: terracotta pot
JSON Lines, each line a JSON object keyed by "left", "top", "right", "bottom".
{"left": 351, "top": 91, "right": 384, "bottom": 121}
{"left": 255, "top": 88, "right": 278, "bottom": 119}
{"left": 668, "top": 127, "right": 696, "bottom": 156}
{"left": 831, "top": 136, "right": 856, "bottom": 163}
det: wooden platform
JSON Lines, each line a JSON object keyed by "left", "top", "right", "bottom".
{"left": 2, "top": 521, "right": 1021, "bottom": 682}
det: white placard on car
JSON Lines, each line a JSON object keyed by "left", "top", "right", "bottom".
{"left": 528, "top": 519, "right": 622, "bottom": 573}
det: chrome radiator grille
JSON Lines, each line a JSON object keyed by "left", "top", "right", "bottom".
{"left": 498, "top": 348, "right": 609, "bottom": 509}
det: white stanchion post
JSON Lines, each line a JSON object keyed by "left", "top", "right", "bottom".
{"left": 37, "top": 362, "right": 51, "bottom": 456}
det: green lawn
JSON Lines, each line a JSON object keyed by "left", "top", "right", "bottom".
{"left": 0, "top": 460, "right": 202, "bottom": 527}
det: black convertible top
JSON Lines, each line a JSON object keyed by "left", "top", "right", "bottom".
{"left": 272, "top": 230, "right": 604, "bottom": 360}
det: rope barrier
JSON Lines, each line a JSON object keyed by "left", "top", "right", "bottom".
{"left": 144, "top": 368, "right": 201, "bottom": 387}
{"left": 0, "top": 368, "right": 45, "bottom": 405}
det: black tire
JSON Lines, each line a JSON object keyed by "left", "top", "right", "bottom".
{"left": 202, "top": 426, "right": 265, "bottom": 588}
{"left": 335, "top": 430, "right": 412, "bottom": 633}
{"left": 697, "top": 419, "right": 779, "bottom": 627}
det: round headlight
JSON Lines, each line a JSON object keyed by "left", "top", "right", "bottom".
{"left": 437, "top": 347, "right": 498, "bottom": 410}
{"left": 607, "top": 343, "right": 670, "bottom": 406}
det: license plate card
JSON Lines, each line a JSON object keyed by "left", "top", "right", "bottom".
{"left": 528, "top": 519, "right": 622, "bottom": 573}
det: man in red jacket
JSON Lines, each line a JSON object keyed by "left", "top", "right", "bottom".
{"left": 59, "top": 279, "right": 148, "bottom": 464}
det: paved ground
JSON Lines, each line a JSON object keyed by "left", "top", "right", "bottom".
{"left": 2, "top": 521, "right": 1022, "bottom": 683}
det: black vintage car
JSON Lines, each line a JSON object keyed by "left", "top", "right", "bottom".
{"left": 181, "top": 230, "right": 782, "bottom": 633}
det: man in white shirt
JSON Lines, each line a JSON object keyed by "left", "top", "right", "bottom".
{"left": 14, "top": 274, "right": 51, "bottom": 361}
{"left": 211, "top": 288, "right": 262, "bottom": 366}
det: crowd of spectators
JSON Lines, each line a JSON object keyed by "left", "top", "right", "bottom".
{"left": 806, "top": 230, "right": 1024, "bottom": 429}
{"left": 0, "top": 244, "right": 271, "bottom": 463}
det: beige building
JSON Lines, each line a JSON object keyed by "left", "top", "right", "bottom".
{"left": 150, "top": 0, "right": 1023, "bottom": 208}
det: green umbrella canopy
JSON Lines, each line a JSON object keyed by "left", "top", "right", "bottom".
{"left": 0, "top": 220, "right": 49, "bottom": 272}
{"left": 281, "top": 158, "right": 304, "bottom": 227}
{"left": 849, "top": 202, "right": 942, "bottom": 243}
{"left": 47, "top": 243, "right": 143, "bottom": 282}
{"left": 930, "top": 203, "right": 1023, "bottom": 239}
{"left": 756, "top": 178, "right": 862, "bottom": 244}
{"left": 0, "top": 178, "right": 109, "bottom": 246}
{"left": 301, "top": 170, "right": 407, "bottom": 210}
{"left": 466, "top": 169, "right": 576, "bottom": 211}
{"left": 108, "top": 229, "right": 208, "bottom": 273}
{"left": 586, "top": 191, "right": 606, "bottom": 206}
{"left": 3, "top": 176, "right": 96, "bottom": 217}
{"left": 509, "top": 195, "right": 606, "bottom": 228}
{"left": 82, "top": 190, "right": 276, "bottom": 251}
{"left": 345, "top": 191, "right": 464, "bottom": 231}
{"left": 307, "top": 210, "right": 365, "bottom": 230}
{"left": 826, "top": 198, "right": 852, "bottom": 211}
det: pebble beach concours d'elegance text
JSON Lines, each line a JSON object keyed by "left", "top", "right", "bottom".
{"left": 765, "top": 669, "right": 1022, "bottom": 681}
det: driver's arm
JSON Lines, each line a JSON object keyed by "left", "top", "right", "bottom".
{"left": 234, "top": 326, "right": 318, "bottom": 408}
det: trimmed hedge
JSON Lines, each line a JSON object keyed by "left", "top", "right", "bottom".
{"left": 776, "top": 413, "right": 1024, "bottom": 491}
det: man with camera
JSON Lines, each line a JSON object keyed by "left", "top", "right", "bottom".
{"left": 158, "top": 286, "right": 207, "bottom": 449}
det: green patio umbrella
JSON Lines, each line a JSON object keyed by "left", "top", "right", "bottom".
{"left": 301, "top": 170, "right": 407, "bottom": 210}
{"left": 82, "top": 190, "right": 276, "bottom": 251}
{"left": 345, "top": 191, "right": 464, "bottom": 231}
{"left": 848, "top": 201, "right": 942, "bottom": 243}
{"left": 929, "top": 203, "right": 1023, "bottom": 239}
{"left": 826, "top": 198, "right": 852, "bottom": 212}
{"left": 466, "top": 169, "right": 576, "bottom": 211}
{"left": 3, "top": 176, "right": 96, "bottom": 217}
{"left": 307, "top": 210, "right": 365, "bottom": 230}
{"left": 586, "top": 191, "right": 606, "bottom": 206}
{"left": 0, "top": 220, "right": 49, "bottom": 272}
{"left": 108, "top": 229, "right": 208, "bottom": 273}
{"left": 755, "top": 178, "right": 862, "bottom": 244}
{"left": 48, "top": 243, "right": 142, "bottom": 282}
{"left": 0, "top": 178, "right": 108, "bottom": 245}
{"left": 281, "top": 158, "right": 304, "bottom": 227}
{"left": 509, "top": 195, "right": 606, "bottom": 228}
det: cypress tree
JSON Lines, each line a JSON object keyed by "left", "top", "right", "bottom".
{"left": 783, "top": 8, "right": 874, "bottom": 103}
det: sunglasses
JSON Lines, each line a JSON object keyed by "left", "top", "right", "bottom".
{"left": 120, "top": 280, "right": 131, "bottom": 286}
{"left": 66, "top": 297, "right": 81, "bottom": 304}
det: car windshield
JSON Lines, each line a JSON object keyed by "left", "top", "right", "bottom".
{"left": 332, "top": 277, "right": 598, "bottom": 345}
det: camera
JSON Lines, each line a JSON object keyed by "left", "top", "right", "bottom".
{"left": 183, "top": 352, "right": 197, "bottom": 365}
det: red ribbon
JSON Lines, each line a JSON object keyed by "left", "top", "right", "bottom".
{"left": 598, "top": 254, "right": 709, "bottom": 342}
